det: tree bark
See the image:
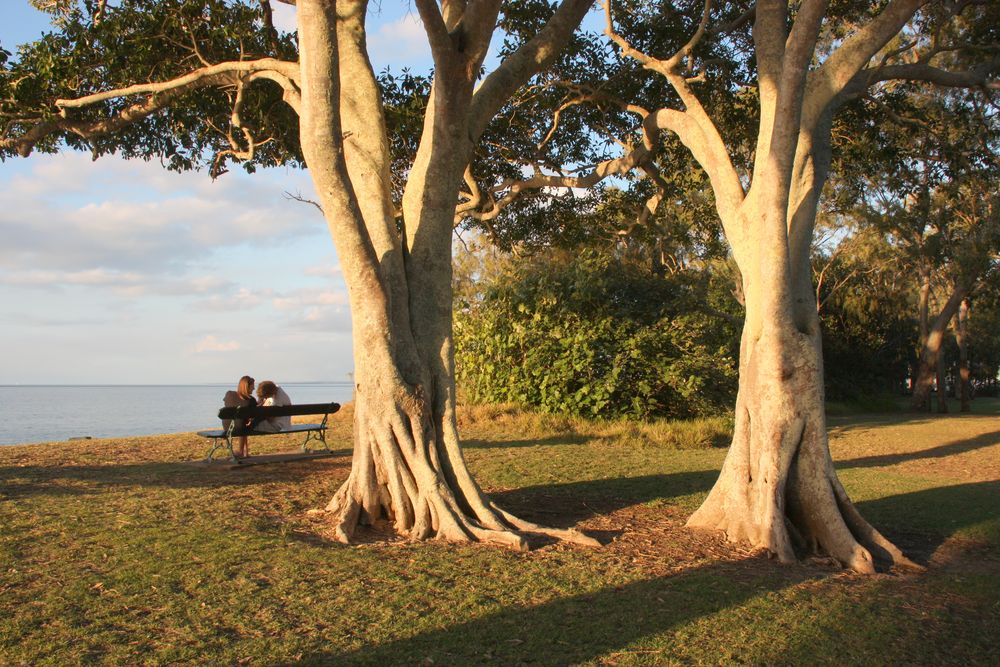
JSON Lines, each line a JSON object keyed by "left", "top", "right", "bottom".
{"left": 683, "top": 2, "right": 922, "bottom": 570}
{"left": 936, "top": 354, "right": 949, "bottom": 414}
{"left": 911, "top": 267, "right": 933, "bottom": 410}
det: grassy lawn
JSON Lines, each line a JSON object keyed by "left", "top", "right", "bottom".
{"left": 1, "top": 400, "right": 998, "bottom": 665}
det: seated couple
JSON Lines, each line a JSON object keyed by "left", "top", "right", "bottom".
{"left": 223, "top": 375, "right": 292, "bottom": 458}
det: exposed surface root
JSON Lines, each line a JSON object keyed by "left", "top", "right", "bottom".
{"left": 320, "top": 480, "right": 590, "bottom": 551}
{"left": 492, "top": 504, "right": 602, "bottom": 547}
{"left": 319, "top": 394, "right": 598, "bottom": 552}
{"left": 685, "top": 321, "right": 921, "bottom": 573}
{"left": 688, "top": 370, "right": 913, "bottom": 573}
{"left": 831, "top": 476, "right": 924, "bottom": 571}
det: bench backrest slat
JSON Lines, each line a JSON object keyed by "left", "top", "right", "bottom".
{"left": 217, "top": 402, "right": 341, "bottom": 420}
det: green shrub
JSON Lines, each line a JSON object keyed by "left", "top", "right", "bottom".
{"left": 454, "top": 249, "right": 739, "bottom": 420}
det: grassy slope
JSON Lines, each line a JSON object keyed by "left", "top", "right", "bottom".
{"left": 0, "top": 401, "right": 997, "bottom": 665}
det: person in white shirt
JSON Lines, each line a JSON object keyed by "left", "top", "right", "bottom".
{"left": 255, "top": 380, "right": 292, "bottom": 432}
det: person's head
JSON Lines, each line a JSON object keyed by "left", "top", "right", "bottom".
{"left": 257, "top": 380, "right": 278, "bottom": 401}
{"left": 237, "top": 375, "right": 255, "bottom": 399}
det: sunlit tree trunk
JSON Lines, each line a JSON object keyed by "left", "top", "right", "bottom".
{"left": 687, "top": 121, "right": 911, "bottom": 571}
{"left": 679, "top": 0, "right": 931, "bottom": 572}
{"left": 297, "top": 0, "right": 596, "bottom": 548}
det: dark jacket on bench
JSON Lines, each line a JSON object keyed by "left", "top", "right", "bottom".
{"left": 221, "top": 391, "right": 257, "bottom": 433}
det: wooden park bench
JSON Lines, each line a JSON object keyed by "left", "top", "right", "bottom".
{"left": 197, "top": 402, "right": 341, "bottom": 465}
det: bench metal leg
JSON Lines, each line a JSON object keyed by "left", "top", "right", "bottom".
{"left": 204, "top": 438, "right": 222, "bottom": 461}
{"left": 204, "top": 435, "right": 239, "bottom": 463}
{"left": 300, "top": 429, "right": 330, "bottom": 453}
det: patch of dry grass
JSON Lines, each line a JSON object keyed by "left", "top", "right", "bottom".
{"left": 457, "top": 403, "right": 732, "bottom": 449}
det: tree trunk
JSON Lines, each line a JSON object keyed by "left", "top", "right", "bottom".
{"left": 296, "top": 0, "right": 596, "bottom": 549}
{"left": 686, "top": 83, "right": 917, "bottom": 569}
{"left": 957, "top": 297, "right": 971, "bottom": 412}
{"left": 935, "top": 354, "right": 949, "bottom": 414}
{"left": 911, "top": 284, "right": 968, "bottom": 412}
{"left": 911, "top": 331, "right": 942, "bottom": 412}
{"left": 687, "top": 206, "right": 912, "bottom": 572}
{"left": 911, "top": 269, "right": 933, "bottom": 411}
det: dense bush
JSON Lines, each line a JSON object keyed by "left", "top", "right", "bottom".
{"left": 454, "top": 249, "right": 739, "bottom": 420}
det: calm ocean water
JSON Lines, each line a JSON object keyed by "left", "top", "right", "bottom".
{"left": 0, "top": 383, "right": 354, "bottom": 446}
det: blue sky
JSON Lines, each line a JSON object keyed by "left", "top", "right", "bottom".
{"left": 1, "top": 2, "right": 436, "bottom": 384}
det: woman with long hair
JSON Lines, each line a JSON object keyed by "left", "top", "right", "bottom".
{"left": 223, "top": 375, "right": 257, "bottom": 458}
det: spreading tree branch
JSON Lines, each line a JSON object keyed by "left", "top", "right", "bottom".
{"left": 284, "top": 190, "right": 324, "bottom": 214}
{"left": 468, "top": 0, "right": 595, "bottom": 142}
{"left": 805, "top": 0, "right": 929, "bottom": 122}
{"left": 604, "top": 0, "right": 744, "bottom": 232}
{"left": 209, "top": 76, "right": 275, "bottom": 178}
{"left": 2, "top": 59, "right": 300, "bottom": 157}
{"left": 848, "top": 59, "right": 1000, "bottom": 96}
{"left": 413, "top": 0, "right": 454, "bottom": 68}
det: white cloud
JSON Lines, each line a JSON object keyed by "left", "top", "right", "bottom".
{"left": 367, "top": 13, "right": 432, "bottom": 71}
{"left": 272, "top": 288, "right": 348, "bottom": 311}
{"left": 0, "top": 154, "right": 325, "bottom": 287}
{"left": 10, "top": 152, "right": 187, "bottom": 198}
{"left": 194, "top": 335, "right": 242, "bottom": 353}
{"left": 176, "top": 275, "right": 233, "bottom": 295}
{"left": 271, "top": 2, "right": 297, "bottom": 33}
{"left": 289, "top": 305, "right": 353, "bottom": 333}
{"left": 192, "top": 286, "right": 271, "bottom": 312}
{"left": 0, "top": 268, "right": 142, "bottom": 288}
{"left": 269, "top": 287, "right": 352, "bottom": 332}
{"left": 3, "top": 311, "right": 111, "bottom": 327}
{"left": 0, "top": 266, "right": 238, "bottom": 300}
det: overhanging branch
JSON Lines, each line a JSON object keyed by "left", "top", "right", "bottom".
{"left": 468, "top": 0, "right": 595, "bottom": 142}
{"left": 2, "top": 58, "right": 300, "bottom": 158}
{"left": 55, "top": 58, "right": 299, "bottom": 109}
{"left": 849, "top": 59, "right": 1000, "bottom": 96}
{"left": 604, "top": 0, "right": 745, "bottom": 231}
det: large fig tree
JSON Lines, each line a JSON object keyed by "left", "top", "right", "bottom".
{"left": 459, "top": 0, "right": 1000, "bottom": 571}
{"left": 2, "top": 0, "right": 598, "bottom": 548}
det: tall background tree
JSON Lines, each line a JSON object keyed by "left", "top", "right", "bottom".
{"left": 832, "top": 87, "right": 1000, "bottom": 412}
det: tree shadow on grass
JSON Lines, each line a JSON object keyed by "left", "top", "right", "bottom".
{"left": 826, "top": 400, "right": 1000, "bottom": 436}
{"left": 294, "top": 558, "right": 809, "bottom": 666}
{"left": 856, "top": 480, "right": 1000, "bottom": 562}
{"left": 490, "top": 470, "right": 719, "bottom": 527}
{"left": 0, "top": 451, "right": 352, "bottom": 499}
{"left": 301, "top": 480, "right": 999, "bottom": 666}
{"left": 835, "top": 430, "right": 1000, "bottom": 470}
{"left": 826, "top": 413, "right": 942, "bottom": 435}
